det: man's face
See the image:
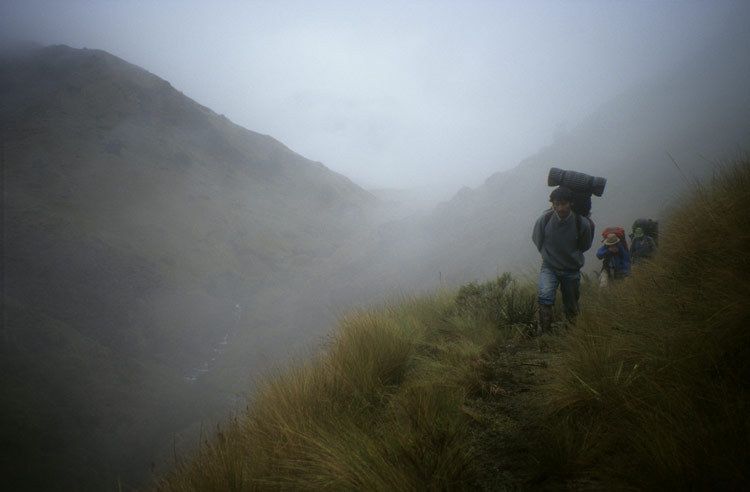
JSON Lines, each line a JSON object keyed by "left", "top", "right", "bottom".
{"left": 553, "top": 200, "right": 571, "bottom": 218}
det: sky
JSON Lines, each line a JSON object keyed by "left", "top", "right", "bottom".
{"left": 1, "top": 0, "right": 746, "bottom": 192}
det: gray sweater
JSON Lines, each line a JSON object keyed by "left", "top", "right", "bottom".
{"left": 532, "top": 210, "right": 593, "bottom": 271}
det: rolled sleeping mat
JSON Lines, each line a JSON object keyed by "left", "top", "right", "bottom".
{"left": 548, "top": 167, "right": 607, "bottom": 197}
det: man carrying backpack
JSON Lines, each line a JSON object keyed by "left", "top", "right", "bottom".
{"left": 532, "top": 186, "right": 594, "bottom": 335}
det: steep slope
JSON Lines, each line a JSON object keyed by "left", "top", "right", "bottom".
{"left": 160, "top": 159, "right": 750, "bottom": 490}
{"left": 0, "top": 44, "right": 373, "bottom": 489}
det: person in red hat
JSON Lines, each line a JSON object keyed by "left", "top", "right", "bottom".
{"left": 597, "top": 232, "right": 631, "bottom": 282}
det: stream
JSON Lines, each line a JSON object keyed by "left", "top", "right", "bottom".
{"left": 183, "top": 303, "right": 241, "bottom": 383}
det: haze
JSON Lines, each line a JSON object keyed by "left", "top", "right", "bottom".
{"left": 2, "top": 0, "right": 745, "bottom": 193}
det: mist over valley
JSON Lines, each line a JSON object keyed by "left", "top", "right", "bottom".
{"left": 1, "top": 2, "right": 750, "bottom": 489}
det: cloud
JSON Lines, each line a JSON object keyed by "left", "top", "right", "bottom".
{"left": 1, "top": 0, "right": 747, "bottom": 191}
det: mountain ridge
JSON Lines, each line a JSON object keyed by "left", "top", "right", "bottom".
{"left": 0, "top": 42, "right": 376, "bottom": 489}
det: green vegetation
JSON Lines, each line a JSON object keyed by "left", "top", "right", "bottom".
{"left": 158, "top": 280, "right": 539, "bottom": 490}
{"left": 533, "top": 161, "right": 750, "bottom": 488}
{"left": 160, "top": 160, "right": 750, "bottom": 490}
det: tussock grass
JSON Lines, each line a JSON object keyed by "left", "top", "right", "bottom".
{"left": 160, "top": 159, "right": 750, "bottom": 490}
{"left": 533, "top": 159, "right": 750, "bottom": 488}
{"left": 158, "top": 290, "right": 524, "bottom": 490}
{"left": 454, "top": 272, "right": 537, "bottom": 328}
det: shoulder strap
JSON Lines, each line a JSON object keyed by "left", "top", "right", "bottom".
{"left": 540, "top": 210, "right": 553, "bottom": 247}
{"left": 543, "top": 210, "right": 553, "bottom": 227}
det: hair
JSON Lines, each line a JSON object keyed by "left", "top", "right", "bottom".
{"left": 549, "top": 186, "right": 574, "bottom": 203}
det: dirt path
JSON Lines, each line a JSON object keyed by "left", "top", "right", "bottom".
{"left": 463, "top": 332, "right": 561, "bottom": 490}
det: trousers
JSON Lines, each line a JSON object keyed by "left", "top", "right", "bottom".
{"left": 538, "top": 262, "right": 581, "bottom": 319}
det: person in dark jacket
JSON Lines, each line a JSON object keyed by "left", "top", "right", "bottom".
{"left": 630, "top": 226, "right": 656, "bottom": 263}
{"left": 597, "top": 233, "right": 631, "bottom": 281}
{"left": 531, "top": 186, "right": 594, "bottom": 334}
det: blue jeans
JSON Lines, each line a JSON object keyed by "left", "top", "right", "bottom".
{"left": 538, "top": 263, "right": 581, "bottom": 319}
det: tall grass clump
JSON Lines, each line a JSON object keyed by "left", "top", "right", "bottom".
{"left": 455, "top": 273, "right": 537, "bottom": 328}
{"left": 534, "top": 159, "right": 750, "bottom": 488}
{"left": 158, "top": 284, "right": 521, "bottom": 491}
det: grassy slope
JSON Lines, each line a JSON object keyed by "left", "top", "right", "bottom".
{"left": 159, "top": 159, "right": 750, "bottom": 490}
{"left": 533, "top": 160, "right": 750, "bottom": 488}
{"left": 158, "top": 275, "right": 542, "bottom": 491}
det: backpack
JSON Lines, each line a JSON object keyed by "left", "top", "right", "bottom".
{"left": 631, "top": 218, "right": 659, "bottom": 245}
{"left": 571, "top": 192, "right": 592, "bottom": 218}
{"left": 601, "top": 226, "right": 629, "bottom": 252}
{"left": 543, "top": 210, "right": 594, "bottom": 252}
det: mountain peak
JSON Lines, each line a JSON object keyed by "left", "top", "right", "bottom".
{"left": 1, "top": 44, "right": 372, "bottom": 203}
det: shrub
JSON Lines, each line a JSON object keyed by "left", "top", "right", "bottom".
{"left": 454, "top": 273, "right": 536, "bottom": 328}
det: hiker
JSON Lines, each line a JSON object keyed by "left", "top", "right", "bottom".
{"left": 597, "top": 232, "right": 631, "bottom": 282}
{"left": 630, "top": 224, "right": 657, "bottom": 263}
{"left": 532, "top": 186, "right": 594, "bottom": 334}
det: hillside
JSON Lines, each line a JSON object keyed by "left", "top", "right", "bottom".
{"left": 3, "top": 23, "right": 750, "bottom": 489}
{"left": 160, "top": 158, "right": 750, "bottom": 490}
{"left": 319, "top": 24, "right": 750, "bottom": 302}
{"left": 0, "top": 44, "right": 374, "bottom": 489}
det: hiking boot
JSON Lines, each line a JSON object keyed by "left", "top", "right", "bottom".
{"left": 537, "top": 304, "right": 553, "bottom": 335}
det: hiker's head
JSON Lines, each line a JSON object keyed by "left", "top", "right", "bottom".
{"left": 633, "top": 227, "right": 644, "bottom": 238}
{"left": 603, "top": 233, "right": 620, "bottom": 253}
{"left": 550, "top": 186, "right": 573, "bottom": 218}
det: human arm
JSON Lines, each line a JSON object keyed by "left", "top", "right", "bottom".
{"left": 596, "top": 245, "right": 609, "bottom": 259}
{"left": 580, "top": 216, "right": 595, "bottom": 253}
{"left": 532, "top": 214, "right": 545, "bottom": 252}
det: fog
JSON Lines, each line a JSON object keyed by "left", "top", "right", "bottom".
{"left": 2, "top": 0, "right": 746, "bottom": 194}
{"left": 3, "top": 1, "right": 750, "bottom": 489}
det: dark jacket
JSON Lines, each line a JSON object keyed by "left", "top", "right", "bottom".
{"left": 532, "top": 210, "right": 594, "bottom": 271}
{"left": 631, "top": 235, "right": 656, "bottom": 262}
{"left": 596, "top": 243, "right": 631, "bottom": 278}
